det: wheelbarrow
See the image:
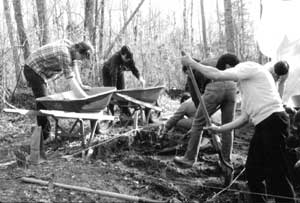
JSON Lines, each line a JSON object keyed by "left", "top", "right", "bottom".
{"left": 111, "top": 86, "right": 165, "bottom": 126}
{"left": 36, "top": 86, "right": 116, "bottom": 113}
{"left": 35, "top": 87, "right": 117, "bottom": 147}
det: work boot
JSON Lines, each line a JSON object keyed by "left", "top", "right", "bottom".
{"left": 173, "top": 156, "right": 194, "bottom": 167}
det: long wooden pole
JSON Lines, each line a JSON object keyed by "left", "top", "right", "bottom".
{"left": 21, "top": 177, "right": 168, "bottom": 203}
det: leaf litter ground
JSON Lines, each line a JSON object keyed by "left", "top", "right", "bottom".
{"left": 0, "top": 94, "right": 290, "bottom": 203}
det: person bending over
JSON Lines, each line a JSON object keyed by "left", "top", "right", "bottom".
{"left": 24, "top": 39, "right": 93, "bottom": 143}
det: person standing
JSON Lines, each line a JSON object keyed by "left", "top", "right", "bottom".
{"left": 174, "top": 54, "right": 239, "bottom": 186}
{"left": 102, "top": 45, "right": 145, "bottom": 115}
{"left": 24, "top": 39, "right": 94, "bottom": 143}
{"left": 181, "top": 53, "right": 295, "bottom": 202}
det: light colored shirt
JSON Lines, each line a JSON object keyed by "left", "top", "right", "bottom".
{"left": 165, "top": 98, "right": 196, "bottom": 131}
{"left": 225, "top": 61, "right": 284, "bottom": 125}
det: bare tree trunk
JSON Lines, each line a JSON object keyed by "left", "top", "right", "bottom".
{"left": 98, "top": 0, "right": 105, "bottom": 59}
{"left": 0, "top": 52, "right": 4, "bottom": 111}
{"left": 224, "top": 0, "right": 235, "bottom": 53}
{"left": 108, "top": 6, "right": 112, "bottom": 45}
{"left": 237, "top": 0, "right": 245, "bottom": 60}
{"left": 12, "top": 0, "right": 30, "bottom": 60}
{"left": 190, "top": 0, "right": 194, "bottom": 52}
{"left": 216, "top": 0, "right": 223, "bottom": 53}
{"left": 200, "top": 0, "right": 208, "bottom": 58}
{"left": 122, "top": 0, "right": 129, "bottom": 44}
{"left": 258, "top": 0, "right": 263, "bottom": 64}
{"left": 3, "top": 0, "right": 21, "bottom": 82}
{"left": 183, "top": 0, "right": 188, "bottom": 41}
{"left": 36, "top": 0, "right": 50, "bottom": 45}
{"left": 84, "top": 0, "right": 96, "bottom": 44}
{"left": 94, "top": 0, "right": 99, "bottom": 48}
{"left": 103, "top": 0, "right": 146, "bottom": 59}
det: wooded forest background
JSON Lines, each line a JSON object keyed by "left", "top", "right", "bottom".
{"left": 0, "top": 0, "right": 265, "bottom": 110}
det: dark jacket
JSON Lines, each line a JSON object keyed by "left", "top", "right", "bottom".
{"left": 102, "top": 51, "right": 140, "bottom": 86}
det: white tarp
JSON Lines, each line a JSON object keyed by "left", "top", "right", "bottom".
{"left": 256, "top": 0, "right": 300, "bottom": 103}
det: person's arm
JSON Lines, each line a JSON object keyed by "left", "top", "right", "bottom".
{"left": 60, "top": 53, "right": 88, "bottom": 98}
{"left": 164, "top": 103, "right": 187, "bottom": 132}
{"left": 67, "top": 76, "right": 88, "bottom": 98}
{"left": 73, "top": 61, "right": 91, "bottom": 90}
{"left": 126, "top": 60, "right": 145, "bottom": 87}
{"left": 277, "top": 73, "right": 288, "bottom": 98}
{"left": 204, "top": 111, "right": 249, "bottom": 133}
{"left": 182, "top": 54, "right": 239, "bottom": 81}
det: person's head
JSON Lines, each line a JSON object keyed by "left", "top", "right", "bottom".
{"left": 73, "top": 41, "right": 94, "bottom": 60}
{"left": 274, "top": 60, "right": 289, "bottom": 76}
{"left": 120, "top": 45, "right": 133, "bottom": 62}
{"left": 216, "top": 53, "right": 240, "bottom": 70}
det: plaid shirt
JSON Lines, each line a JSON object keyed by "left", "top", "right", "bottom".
{"left": 25, "top": 39, "right": 74, "bottom": 84}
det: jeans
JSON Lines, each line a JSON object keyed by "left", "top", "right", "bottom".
{"left": 23, "top": 65, "right": 50, "bottom": 140}
{"left": 246, "top": 112, "right": 296, "bottom": 203}
{"left": 184, "top": 81, "right": 237, "bottom": 163}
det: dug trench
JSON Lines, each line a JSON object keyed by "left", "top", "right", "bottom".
{"left": 76, "top": 124, "right": 251, "bottom": 202}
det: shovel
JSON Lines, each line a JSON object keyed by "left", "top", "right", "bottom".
{"left": 181, "top": 51, "right": 233, "bottom": 175}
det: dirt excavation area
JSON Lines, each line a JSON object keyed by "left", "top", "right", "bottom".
{"left": 0, "top": 96, "right": 297, "bottom": 203}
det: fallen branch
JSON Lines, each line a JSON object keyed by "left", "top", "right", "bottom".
{"left": 21, "top": 177, "right": 169, "bottom": 203}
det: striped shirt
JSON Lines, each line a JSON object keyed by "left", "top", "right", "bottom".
{"left": 25, "top": 39, "right": 74, "bottom": 84}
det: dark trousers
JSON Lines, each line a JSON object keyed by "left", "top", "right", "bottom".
{"left": 23, "top": 65, "right": 50, "bottom": 140}
{"left": 102, "top": 69, "right": 131, "bottom": 115}
{"left": 245, "top": 112, "right": 296, "bottom": 203}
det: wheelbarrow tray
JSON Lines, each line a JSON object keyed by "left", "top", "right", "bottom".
{"left": 36, "top": 87, "right": 116, "bottom": 113}
{"left": 113, "top": 86, "right": 165, "bottom": 103}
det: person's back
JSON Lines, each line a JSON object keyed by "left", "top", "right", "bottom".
{"left": 229, "top": 61, "right": 283, "bottom": 125}
{"left": 25, "top": 39, "right": 73, "bottom": 83}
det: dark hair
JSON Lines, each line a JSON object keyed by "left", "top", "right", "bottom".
{"left": 180, "top": 92, "right": 191, "bottom": 103}
{"left": 274, "top": 60, "right": 289, "bottom": 76}
{"left": 216, "top": 53, "right": 240, "bottom": 70}
{"left": 75, "top": 41, "right": 93, "bottom": 59}
{"left": 120, "top": 45, "right": 133, "bottom": 59}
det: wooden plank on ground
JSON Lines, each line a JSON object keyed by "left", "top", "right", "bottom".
{"left": 3, "top": 108, "right": 115, "bottom": 121}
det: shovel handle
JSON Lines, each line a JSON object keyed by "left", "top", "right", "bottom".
{"left": 181, "top": 51, "right": 211, "bottom": 126}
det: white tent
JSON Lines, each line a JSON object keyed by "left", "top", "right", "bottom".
{"left": 256, "top": 0, "right": 300, "bottom": 103}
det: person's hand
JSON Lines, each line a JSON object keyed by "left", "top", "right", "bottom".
{"left": 82, "top": 85, "right": 92, "bottom": 91}
{"left": 181, "top": 53, "right": 193, "bottom": 67}
{"left": 203, "top": 123, "right": 222, "bottom": 133}
{"left": 139, "top": 77, "right": 146, "bottom": 88}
